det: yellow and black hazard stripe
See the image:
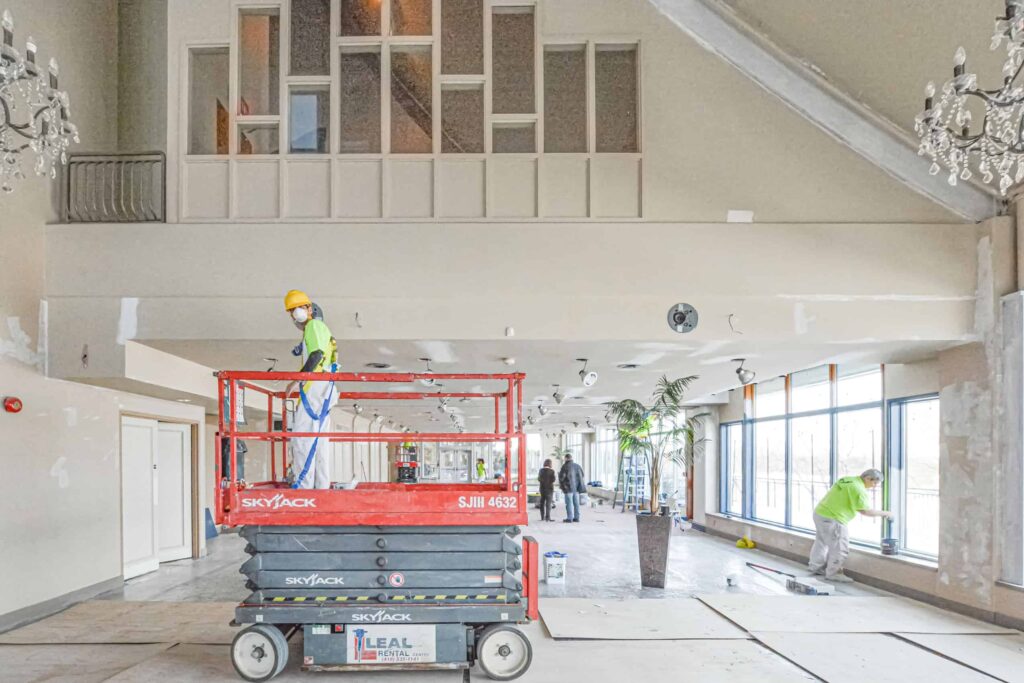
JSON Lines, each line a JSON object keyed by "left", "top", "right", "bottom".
{"left": 267, "top": 593, "right": 509, "bottom": 604}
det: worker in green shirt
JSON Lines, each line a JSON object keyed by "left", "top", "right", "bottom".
{"left": 808, "top": 468, "right": 892, "bottom": 583}
{"left": 283, "top": 289, "right": 338, "bottom": 489}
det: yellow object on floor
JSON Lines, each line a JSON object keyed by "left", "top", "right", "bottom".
{"left": 736, "top": 535, "right": 756, "bottom": 549}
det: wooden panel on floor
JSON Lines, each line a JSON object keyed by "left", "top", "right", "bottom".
{"left": 0, "top": 643, "right": 172, "bottom": 683}
{"left": 897, "top": 633, "right": 1024, "bottom": 683}
{"left": 0, "top": 601, "right": 237, "bottom": 644}
{"left": 753, "top": 632, "right": 997, "bottom": 683}
{"left": 698, "top": 594, "right": 1017, "bottom": 634}
{"left": 540, "top": 597, "right": 750, "bottom": 640}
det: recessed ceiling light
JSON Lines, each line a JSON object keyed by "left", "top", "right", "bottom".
{"left": 617, "top": 363, "right": 639, "bottom": 370}
{"left": 366, "top": 362, "right": 392, "bottom": 369}
{"left": 176, "top": 398, "right": 192, "bottom": 403}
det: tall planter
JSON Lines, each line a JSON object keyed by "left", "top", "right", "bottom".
{"left": 636, "top": 513, "right": 672, "bottom": 588}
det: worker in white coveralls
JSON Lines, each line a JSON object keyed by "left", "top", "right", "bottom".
{"left": 808, "top": 468, "right": 892, "bottom": 583}
{"left": 283, "top": 289, "right": 338, "bottom": 489}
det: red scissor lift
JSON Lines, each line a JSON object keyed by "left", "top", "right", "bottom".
{"left": 217, "top": 370, "right": 539, "bottom": 681}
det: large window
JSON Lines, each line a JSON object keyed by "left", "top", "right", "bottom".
{"left": 719, "top": 365, "right": 930, "bottom": 553}
{"left": 753, "top": 419, "right": 786, "bottom": 524}
{"left": 891, "top": 396, "right": 940, "bottom": 557}
{"left": 789, "top": 414, "right": 830, "bottom": 530}
{"left": 593, "top": 427, "right": 619, "bottom": 488}
{"left": 721, "top": 423, "right": 743, "bottom": 515}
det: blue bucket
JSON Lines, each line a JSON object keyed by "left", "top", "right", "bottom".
{"left": 880, "top": 538, "right": 899, "bottom": 556}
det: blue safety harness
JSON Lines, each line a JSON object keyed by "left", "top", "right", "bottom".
{"left": 291, "top": 363, "right": 337, "bottom": 489}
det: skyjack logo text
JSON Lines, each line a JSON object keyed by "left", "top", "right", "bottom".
{"left": 284, "top": 573, "right": 345, "bottom": 586}
{"left": 351, "top": 610, "right": 412, "bottom": 623}
{"left": 241, "top": 494, "right": 316, "bottom": 509}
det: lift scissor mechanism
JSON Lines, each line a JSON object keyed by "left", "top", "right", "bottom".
{"left": 217, "top": 370, "right": 538, "bottom": 682}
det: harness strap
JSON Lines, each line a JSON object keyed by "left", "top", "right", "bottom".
{"left": 292, "top": 380, "right": 335, "bottom": 488}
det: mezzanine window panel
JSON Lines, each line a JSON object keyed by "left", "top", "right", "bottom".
{"left": 188, "top": 47, "right": 229, "bottom": 155}
{"left": 492, "top": 7, "right": 536, "bottom": 115}
{"left": 291, "top": 0, "right": 331, "bottom": 75}
{"left": 392, "top": 0, "right": 432, "bottom": 36}
{"left": 544, "top": 45, "right": 587, "bottom": 153}
{"left": 238, "top": 9, "right": 281, "bottom": 116}
{"left": 341, "top": 0, "right": 382, "bottom": 36}
{"left": 390, "top": 46, "right": 433, "bottom": 153}
{"left": 595, "top": 44, "right": 638, "bottom": 153}
{"left": 441, "top": 0, "right": 483, "bottom": 74}
{"left": 339, "top": 48, "right": 382, "bottom": 153}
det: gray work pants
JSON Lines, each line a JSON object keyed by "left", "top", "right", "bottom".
{"left": 808, "top": 512, "right": 849, "bottom": 577}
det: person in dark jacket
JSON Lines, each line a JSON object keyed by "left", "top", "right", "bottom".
{"left": 538, "top": 459, "right": 556, "bottom": 521}
{"left": 558, "top": 454, "right": 587, "bottom": 523}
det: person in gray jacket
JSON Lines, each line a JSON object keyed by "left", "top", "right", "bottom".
{"left": 558, "top": 454, "right": 587, "bottom": 523}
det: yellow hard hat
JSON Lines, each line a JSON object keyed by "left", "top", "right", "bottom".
{"left": 284, "top": 289, "right": 311, "bottom": 311}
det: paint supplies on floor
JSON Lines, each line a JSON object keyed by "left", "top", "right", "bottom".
{"left": 544, "top": 551, "right": 568, "bottom": 584}
{"left": 744, "top": 562, "right": 833, "bottom": 595}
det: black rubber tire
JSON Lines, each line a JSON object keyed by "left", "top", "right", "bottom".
{"left": 231, "top": 624, "right": 288, "bottom": 681}
{"left": 475, "top": 624, "right": 532, "bottom": 681}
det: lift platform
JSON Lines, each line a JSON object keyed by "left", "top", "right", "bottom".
{"left": 216, "top": 370, "right": 538, "bottom": 682}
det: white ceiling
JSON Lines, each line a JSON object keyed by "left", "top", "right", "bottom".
{"left": 144, "top": 337, "right": 949, "bottom": 433}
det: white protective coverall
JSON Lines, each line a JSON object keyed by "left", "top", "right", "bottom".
{"left": 290, "top": 319, "right": 337, "bottom": 489}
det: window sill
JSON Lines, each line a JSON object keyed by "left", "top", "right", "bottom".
{"left": 706, "top": 512, "right": 938, "bottom": 570}
{"left": 996, "top": 580, "right": 1024, "bottom": 594}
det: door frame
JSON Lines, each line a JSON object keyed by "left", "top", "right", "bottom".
{"left": 119, "top": 416, "right": 160, "bottom": 580}
{"left": 157, "top": 422, "right": 194, "bottom": 562}
{"left": 119, "top": 411, "right": 202, "bottom": 568}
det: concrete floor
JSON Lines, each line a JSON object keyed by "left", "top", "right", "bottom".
{"left": 2, "top": 504, "right": 1009, "bottom": 682}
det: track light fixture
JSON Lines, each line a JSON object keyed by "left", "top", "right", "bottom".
{"left": 353, "top": 402, "right": 363, "bottom": 414}
{"left": 572, "top": 421, "right": 580, "bottom": 429}
{"left": 577, "top": 358, "right": 598, "bottom": 387}
{"left": 586, "top": 418, "right": 594, "bottom": 429}
{"left": 552, "top": 385, "right": 564, "bottom": 405}
{"left": 418, "top": 358, "right": 435, "bottom": 386}
{"left": 538, "top": 403, "right": 548, "bottom": 416}
{"left": 733, "top": 358, "right": 756, "bottom": 385}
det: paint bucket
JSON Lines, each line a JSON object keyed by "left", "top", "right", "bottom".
{"left": 881, "top": 538, "right": 899, "bottom": 556}
{"left": 544, "top": 551, "right": 568, "bottom": 584}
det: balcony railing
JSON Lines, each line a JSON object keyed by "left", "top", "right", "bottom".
{"left": 62, "top": 152, "right": 166, "bottom": 223}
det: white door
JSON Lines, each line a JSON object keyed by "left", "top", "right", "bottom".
{"left": 157, "top": 423, "right": 192, "bottom": 562}
{"left": 121, "top": 416, "right": 160, "bottom": 580}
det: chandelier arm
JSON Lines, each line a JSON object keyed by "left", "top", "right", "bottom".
{"left": 0, "top": 90, "right": 61, "bottom": 139}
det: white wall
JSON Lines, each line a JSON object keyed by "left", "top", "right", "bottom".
{"left": 0, "top": 0, "right": 209, "bottom": 627}
{"left": 0, "top": 358, "right": 205, "bottom": 621}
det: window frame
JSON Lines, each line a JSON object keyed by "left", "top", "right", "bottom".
{"left": 888, "top": 393, "right": 941, "bottom": 560}
{"left": 718, "top": 365, "right": 894, "bottom": 551}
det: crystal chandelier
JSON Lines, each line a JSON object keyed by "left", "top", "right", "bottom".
{"left": 914, "top": 1, "right": 1024, "bottom": 196}
{"left": 0, "top": 9, "right": 78, "bottom": 193}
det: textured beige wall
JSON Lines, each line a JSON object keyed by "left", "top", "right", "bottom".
{"left": 118, "top": 0, "right": 167, "bottom": 152}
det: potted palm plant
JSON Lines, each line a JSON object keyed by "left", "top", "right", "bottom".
{"left": 606, "top": 376, "right": 706, "bottom": 588}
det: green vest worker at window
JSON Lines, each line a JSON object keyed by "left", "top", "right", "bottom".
{"left": 476, "top": 458, "right": 486, "bottom": 481}
{"left": 808, "top": 469, "right": 892, "bottom": 583}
